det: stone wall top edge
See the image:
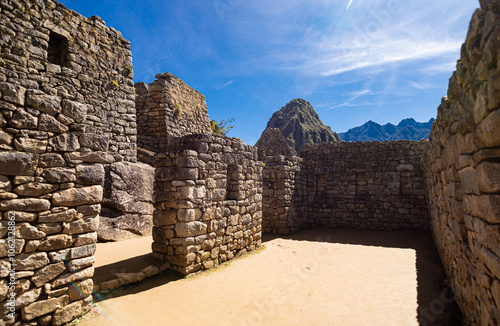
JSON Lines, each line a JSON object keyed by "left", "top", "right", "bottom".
{"left": 300, "top": 139, "right": 429, "bottom": 152}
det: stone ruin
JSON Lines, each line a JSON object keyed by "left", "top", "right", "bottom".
{"left": 0, "top": 0, "right": 499, "bottom": 325}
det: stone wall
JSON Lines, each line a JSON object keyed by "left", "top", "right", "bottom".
{"left": 299, "top": 141, "right": 429, "bottom": 230}
{"left": 153, "top": 134, "right": 262, "bottom": 275}
{"left": 262, "top": 155, "right": 302, "bottom": 234}
{"left": 0, "top": 0, "right": 135, "bottom": 324}
{"left": 262, "top": 141, "right": 430, "bottom": 234}
{"left": 135, "top": 73, "right": 211, "bottom": 153}
{"left": 426, "top": 2, "right": 500, "bottom": 324}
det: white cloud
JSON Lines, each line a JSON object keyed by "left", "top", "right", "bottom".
{"left": 234, "top": 0, "right": 476, "bottom": 78}
{"left": 350, "top": 89, "right": 373, "bottom": 96}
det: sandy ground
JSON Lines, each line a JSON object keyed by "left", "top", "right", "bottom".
{"left": 81, "top": 228, "right": 461, "bottom": 326}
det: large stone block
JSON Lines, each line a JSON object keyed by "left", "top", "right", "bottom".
{"left": 76, "top": 164, "right": 105, "bottom": 185}
{"left": 14, "top": 182, "right": 58, "bottom": 197}
{"left": 22, "top": 295, "right": 69, "bottom": 321}
{"left": 42, "top": 167, "right": 76, "bottom": 183}
{"left": 49, "top": 133, "right": 80, "bottom": 152}
{"left": 37, "top": 234, "right": 74, "bottom": 251}
{"left": 103, "top": 162, "right": 154, "bottom": 213}
{"left": 39, "top": 209, "right": 78, "bottom": 223}
{"left": 175, "top": 221, "right": 207, "bottom": 237}
{"left": 31, "top": 262, "right": 66, "bottom": 287}
{"left": 1, "top": 82, "right": 26, "bottom": 105}
{"left": 0, "top": 198, "right": 50, "bottom": 211}
{"left": 61, "top": 99, "right": 88, "bottom": 123}
{"left": 52, "top": 185, "right": 103, "bottom": 206}
{"left": 476, "top": 161, "right": 500, "bottom": 193}
{"left": 0, "top": 152, "right": 38, "bottom": 176}
{"left": 38, "top": 114, "right": 68, "bottom": 133}
{"left": 25, "top": 90, "right": 61, "bottom": 115}
{"left": 14, "top": 252, "right": 49, "bottom": 271}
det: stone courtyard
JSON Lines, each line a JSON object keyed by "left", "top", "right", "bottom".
{"left": 0, "top": 0, "right": 499, "bottom": 325}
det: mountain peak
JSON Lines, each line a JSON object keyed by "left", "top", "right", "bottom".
{"left": 339, "top": 118, "right": 434, "bottom": 142}
{"left": 257, "top": 99, "right": 341, "bottom": 154}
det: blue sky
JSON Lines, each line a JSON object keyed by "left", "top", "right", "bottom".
{"left": 64, "top": 0, "right": 478, "bottom": 145}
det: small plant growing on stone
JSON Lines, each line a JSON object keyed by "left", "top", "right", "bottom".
{"left": 116, "top": 38, "right": 122, "bottom": 45}
{"left": 174, "top": 104, "right": 184, "bottom": 117}
{"left": 1, "top": 60, "right": 5, "bottom": 67}
{"left": 111, "top": 80, "right": 119, "bottom": 87}
{"left": 126, "top": 65, "right": 133, "bottom": 77}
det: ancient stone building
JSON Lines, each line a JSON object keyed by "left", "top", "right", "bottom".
{"left": 153, "top": 134, "right": 262, "bottom": 275}
{"left": 0, "top": 0, "right": 499, "bottom": 325}
{"left": 0, "top": 0, "right": 136, "bottom": 324}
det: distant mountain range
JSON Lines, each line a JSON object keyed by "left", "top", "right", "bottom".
{"left": 338, "top": 118, "right": 435, "bottom": 142}
{"left": 258, "top": 98, "right": 341, "bottom": 153}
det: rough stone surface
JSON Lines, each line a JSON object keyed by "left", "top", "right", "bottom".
{"left": 0, "top": 1, "right": 136, "bottom": 324}
{"left": 154, "top": 134, "right": 262, "bottom": 275}
{"left": 52, "top": 186, "right": 103, "bottom": 207}
{"left": 426, "top": 3, "right": 500, "bottom": 325}
{"left": 255, "top": 128, "right": 296, "bottom": 160}
{"left": 135, "top": 73, "right": 211, "bottom": 153}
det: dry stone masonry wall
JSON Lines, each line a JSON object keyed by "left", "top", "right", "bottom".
{"left": 426, "top": 1, "right": 500, "bottom": 324}
{"left": 299, "top": 141, "right": 430, "bottom": 230}
{"left": 135, "top": 73, "right": 211, "bottom": 154}
{"left": 261, "top": 141, "right": 430, "bottom": 234}
{"left": 153, "top": 134, "right": 263, "bottom": 275}
{"left": 262, "top": 155, "right": 302, "bottom": 234}
{"left": 0, "top": 0, "right": 136, "bottom": 324}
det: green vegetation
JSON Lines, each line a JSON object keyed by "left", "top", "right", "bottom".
{"left": 126, "top": 65, "right": 133, "bottom": 77}
{"left": 111, "top": 80, "right": 119, "bottom": 87}
{"left": 174, "top": 103, "right": 184, "bottom": 117}
{"left": 210, "top": 118, "right": 235, "bottom": 136}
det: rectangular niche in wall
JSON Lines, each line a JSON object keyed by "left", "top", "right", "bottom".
{"left": 47, "top": 31, "right": 68, "bottom": 66}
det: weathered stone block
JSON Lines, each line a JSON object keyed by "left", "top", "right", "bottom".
{"left": 15, "top": 223, "right": 46, "bottom": 240}
{"left": 76, "top": 164, "right": 105, "bottom": 185}
{"left": 39, "top": 209, "right": 78, "bottom": 223}
{"left": 39, "top": 153, "right": 66, "bottom": 168}
{"left": 476, "top": 161, "right": 500, "bottom": 193}
{"left": 52, "top": 185, "right": 103, "bottom": 206}
{"left": 31, "top": 262, "right": 66, "bottom": 287}
{"left": 42, "top": 167, "right": 76, "bottom": 183}
{"left": 61, "top": 100, "right": 88, "bottom": 123}
{"left": 175, "top": 221, "right": 208, "bottom": 237}
{"left": 37, "top": 234, "right": 74, "bottom": 251}
{"left": 38, "top": 114, "right": 68, "bottom": 133}
{"left": 68, "top": 279, "right": 93, "bottom": 300}
{"left": 14, "top": 252, "right": 50, "bottom": 271}
{"left": 63, "top": 216, "right": 99, "bottom": 235}
{"left": 25, "top": 90, "right": 61, "bottom": 115}
{"left": 49, "top": 133, "right": 80, "bottom": 152}
{"left": 1, "top": 82, "right": 26, "bottom": 105}
{"left": 79, "top": 133, "right": 109, "bottom": 151}
{"left": 14, "top": 137, "right": 48, "bottom": 153}
{"left": 22, "top": 295, "right": 69, "bottom": 321}
{"left": 0, "top": 152, "right": 38, "bottom": 176}
{"left": 0, "top": 198, "right": 50, "bottom": 211}
{"left": 14, "top": 182, "right": 58, "bottom": 197}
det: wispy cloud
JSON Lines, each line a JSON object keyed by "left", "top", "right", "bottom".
{"left": 346, "top": 0, "right": 354, "bottom": 10}
{"left": 408, "top": 81, "right": 435, "bottom": 90}
{"left": 350, "top": 89, "right": 373, "bottom": 96}
{"left": 221, "top": 80, "right": 234, "bottom": 88}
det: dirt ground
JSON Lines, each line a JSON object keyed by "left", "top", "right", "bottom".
{"left": 81, "top": 228, "right": 461, "bottom": 326}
